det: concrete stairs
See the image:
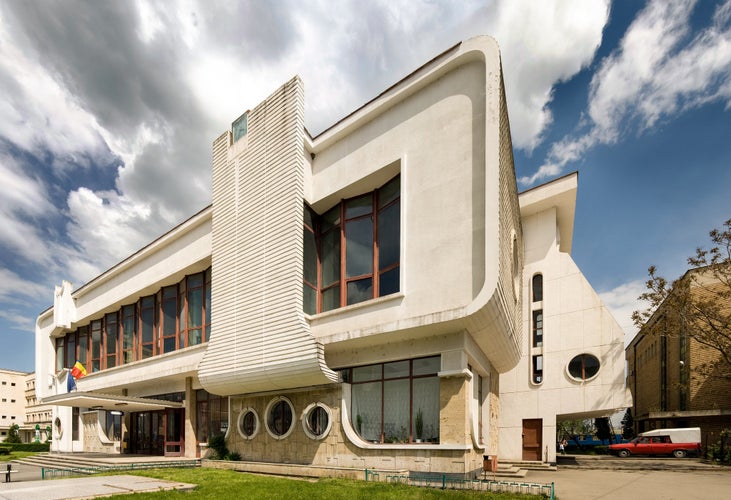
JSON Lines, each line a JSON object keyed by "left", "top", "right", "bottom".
{"left": 13, "top": 452, "right": 200, "bottom": 475}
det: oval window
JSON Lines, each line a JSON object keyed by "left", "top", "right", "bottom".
{"left": 237, "top": 408, "right": 259, "bottom": 440}
{"left": 568, "top": 354, "right": 600, "bottom": 380}
{"left": 265, "top": 397, "right": 294, "bottom": 439}
{"left": 302, "top": 403, "right": 332, "bottom": 440}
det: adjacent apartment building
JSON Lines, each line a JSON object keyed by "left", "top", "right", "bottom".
{"left": 35, "top": 36, "right": 630, "bottom": 473}
{"left": 0, "top": 369, "right": 27, "bottom": 442}
{"left": 627, "top": 266, "right": 731, "bottom": 441}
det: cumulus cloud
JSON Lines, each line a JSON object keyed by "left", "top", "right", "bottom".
{"left": 598, "top": 279, "right": 647, "bottom": 341}
{"left": 522, "top": 0, "right": 731, "bottom": 185}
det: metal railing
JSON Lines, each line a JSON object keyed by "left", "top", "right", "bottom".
{"left": 365, "top": 468, "right": 555, "bottom": 498}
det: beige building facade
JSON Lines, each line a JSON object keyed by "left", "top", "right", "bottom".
{"left": 35, "top": 36, "right": 629, "bottom": 474}
{"left": 0, "top": 369, "right": 27, "bottom": 442}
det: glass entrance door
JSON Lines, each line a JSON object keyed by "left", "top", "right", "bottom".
{"left": 164, "top": 408, "right": 184, "bottom": 456}
{"left": 130, "top": 411, "right": 165, "bottom": 456}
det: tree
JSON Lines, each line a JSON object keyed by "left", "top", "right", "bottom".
{"left": 557, "top": 418, "right": 595, "bottom": 448}
{"left": 620, "top": 408, "right": 635, "bottom": 439}
{"left": 632, "top": 219, "right": 731, "bottom": 380}
{"left": 5, "top": 423, "right": 22, "bottom": 443}
{"left": 595, "top": 417, "right": 612, "bottom": 444}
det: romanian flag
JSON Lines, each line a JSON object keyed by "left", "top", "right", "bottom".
{"left": 67, "top": 372, "right": 76, "bottom": 392}
{"left": 70, "top": 361, "right": 87, "bottom": 379}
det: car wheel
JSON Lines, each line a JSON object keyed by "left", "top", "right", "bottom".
{"left": 673, "top": 449, "right": 687, "bottom": 458}
{"left": 618, "top": 449, "right": 630, "bottom": 458}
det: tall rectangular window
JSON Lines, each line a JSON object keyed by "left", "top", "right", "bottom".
{"left": 140, "top": 295, "right": 155, "bottom": 359}
{"left": 304, "top": 174, "right": 400, "bottom": 314}
{"left": 65, "top": 332, "right": 76, "bottom": 369}
{"left": 161, "top": 286, "right": 178, "bottom": 353}
{"left": 104, "top": 312, "right": 118, "bottom": 369}
{"left": 77, "top": 326, "right": 89, "bottom": 368}
{"left": 90, "top": 320, "right": 102, "bottom": 372}
{"left": 532, "top": 355, "right": 543, "bottom": 384}
{"left": 121, "top": 305, "right": 136, "bottom": 364}
{"left": 187, "top": 273, "right": 205, "bottom": 346}
{"left": 55, "top": 338, "right": 64, "bottom": 373}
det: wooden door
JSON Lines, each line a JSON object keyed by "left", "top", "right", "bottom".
{"left": 522, "top": 418, "right": 543, "bottom": 461}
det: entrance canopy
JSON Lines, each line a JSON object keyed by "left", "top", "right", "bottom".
{"left": 42, "top": 392, "right": 183, "bottom": 412}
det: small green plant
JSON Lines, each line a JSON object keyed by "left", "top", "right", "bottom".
{"left": 415, "top": 408, "right": 424, "bottom": 441}
{"left": 208, "top": 434, "right": 229, "bottom": 460}
{"left": 226, "top": 451, "right": 242, "bottom": 461}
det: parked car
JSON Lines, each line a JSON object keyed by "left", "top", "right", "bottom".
{"left": 609, "top": 427, "right": 701, "bottom": 458}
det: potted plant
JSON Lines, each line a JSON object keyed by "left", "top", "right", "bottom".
{"left": 415, "top": 408, "right": 424, "bottom": 443}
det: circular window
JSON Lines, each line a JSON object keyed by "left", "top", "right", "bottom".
{"left": 54, "top": 417, "right": 63, "bottom": 439}
{"left": 265, "top": 397, "right": 294, "bottom": 440}
{"left": 568, "top": 354, "right": 600, "bottom": 380}
{"left": 302, "top": 403, "right": 332, "bottom": 440}
{"left": 237, "top": 408, "right": 259, "bottom": 440}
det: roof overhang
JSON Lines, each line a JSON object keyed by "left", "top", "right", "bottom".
{"left": 519, "top": 172, "right": 578, "bottom": 254}
{"left": 41, "top": 392, "right": 183, "bottom": 412}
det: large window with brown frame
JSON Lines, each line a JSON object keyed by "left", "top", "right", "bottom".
{"left": 55, "top": 268, "right": 211, "bottom": 375}
{"left": 303, "top": 175, "right": 400, "bottom": 314}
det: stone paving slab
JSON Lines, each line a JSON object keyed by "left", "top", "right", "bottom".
{"left": 0, "top": 474, "right": 195, "bottom": 500}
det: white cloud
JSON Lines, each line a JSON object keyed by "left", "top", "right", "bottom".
{"left": 0, "top": 267, "right": 48, "bottom": 303}
{"left": 523, "top": 0, "right": 731, "bottom": 186}
{"left": 598, "top": 279, "right": 647, "bottom": 342}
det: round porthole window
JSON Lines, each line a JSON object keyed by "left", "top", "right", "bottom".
{"left": 302, "top": 403, "right": 332, "bottom": 440}
{"left": 265, "top": 396, "right": 295, "bottom": 440}
{"left": 237, "top": 408, "right": 259, "bottom": 440}
{"left": 568, "top": 354, "right": 600, "bottom": 380}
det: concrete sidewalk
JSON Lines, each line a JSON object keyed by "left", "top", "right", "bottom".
{"left": 0, "top": 467, "right": 195, "bottom": 500}
{"left": 527, "top": 468, "right": 731, "bottom": 500}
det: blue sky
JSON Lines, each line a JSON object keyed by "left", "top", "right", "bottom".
{"left": 0, "top": 0, "right": 729, "bottom": 373}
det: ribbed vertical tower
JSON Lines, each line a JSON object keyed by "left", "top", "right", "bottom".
{"left": 199, "top": 76, "right": 338, "bottom": 395}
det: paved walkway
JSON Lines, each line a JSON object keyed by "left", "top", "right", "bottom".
{"left": 0, "top": 463, "right": 195, "bottom": 500}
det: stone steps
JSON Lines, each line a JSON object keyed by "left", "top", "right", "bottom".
{"left": 13, "top": 453, "right": 200, "bottom": 473}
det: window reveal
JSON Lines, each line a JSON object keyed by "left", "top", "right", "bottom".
{"left": 303, "top": 175, "right": 400, "bottom": 314}
{"left": 343, "top": 355, "right": 439, "bottom": 444}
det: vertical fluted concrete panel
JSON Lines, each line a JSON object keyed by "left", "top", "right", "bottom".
{"left": 200, "top": 77, "right": 338, "bottom": 395}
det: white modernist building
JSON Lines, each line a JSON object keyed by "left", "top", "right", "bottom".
{"left": 35, "top": 36, "right": 629, "bottom": 472}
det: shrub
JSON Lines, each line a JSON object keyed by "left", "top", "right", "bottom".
{"left": 208, "top": 434, "right": 229, "bottom": 460}
{"left": 226, "top": 451, "right": 242, "bottom": 461}
{"left": 1, "top": 442, "right": 49, "bottom": 452}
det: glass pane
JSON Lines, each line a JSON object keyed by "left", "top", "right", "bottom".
{"left": 412, "top": 377, "right": 440, "bottom": 442}
{"left": 188, "top": 287, "right": 203, "bottom": 328}
{"left": 163, "top": 336, "right": 176, "bottom": 354}
{"left": 232, "top": 112, "right": 247, "bottom": 142}
{"left": 321, "top": 229, "right": 340, "bottom": 286}
{"left": 105, "top": 314, "right": 117, "bottom": 355}
{"left": 413, "top": 356, "right": 440, "bottom": 376}
{"left": 353, "top": 364, "right": 381, "bottom": 382}
{"left": 307, "top": 406, "right": 328, "bottom": 437}
{"left": 384, "top": 360, "right": 409, "bottom": 379}
{"left": 162, "top": 286, "right": 176, "bottom": 299}
{"left": 532, "top": 274, "right": 543, "bottom": 302}
{"left": 345, "top": 194, "right": 372, "bottom": 218}
{"left": 352, "top": 381, "right": 382, "bottom": 442}
{"left": 268, "top": 401, "right": 292, "bottom": 436}
{"left": 345, "top": 217, "right": 373, "bottom": 277}
{"left": 141, "top": 307, "right": 154, "bottom": 343}
{"left": 303, "top": 227, "right": 318, "bottom": 285}
{"left": 188, "top": 329, "right": 202, "bottom": 346}
{"left": 378, "top": 175, "right": 400, "bottom": 209}
{"left": 378, "top": 201, "right": 400, "bottom": 269}
{"left": 321, "top": 286, "right": 340, "bottom": 312}
{"left": 188, "top": 273, "right": 204, "bottom": 288}
{"left": 303, "top": 284, "right": 316, "bottom": 315}
{"left": 77, "top": 331, "right": 87, "bottom": 365}
{"left": 163, "top": 299, "right": 176, "bottom": 335}
{"left": 384, "top": 379, "right": 409, "bottom": 442}
{"left": 321, "top": 206, "right": 340, "bottom": 232}
{"left": 66, "top": 335, "right": 75, "bottom": 368}
{"left": 123, "top": 306, "right": 135, "bottom": 351}
{"left": 584, "top": 355, "right": 600, "bottom": 378}
{"left": 241, "top": 411, "right": 256, "bottom": 437}
{"left": 91, "top": 324, "right": 101, "bottom": 359}
{"left": 347, "top": 278, "right": 372, "bottom": 305}
{"left": 205, "top": 280, "right": 211, "bottom": 327}
{"left": 303, "top": 204, "right": 315, "bottom": 229}
{"left": 379, "top": 267, "right": 399, "bottom": 297}
{"left": 141, "top": 344, "right": 153, "bottom": 359}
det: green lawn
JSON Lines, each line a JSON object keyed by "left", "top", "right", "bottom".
{"left": 0, "top": 451, "right": 39, "bottom": 462}
{"left": 104, "top": 468, "right": 544, "bottom": 499}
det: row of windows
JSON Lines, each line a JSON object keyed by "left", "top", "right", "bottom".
{"left": 530, "top": 273, "right": 601, "bottom": 383}
{"left": 303, "top": 175, "right": 400, "bottom": 314}
{"left": 55, "top": 269, "right": 212, "bottom": 373}
{"left": 1, "top": 381, "right": 17, "bottom": 386}
{"left": 237, "top": 398, "right": 332, "bottom": 442}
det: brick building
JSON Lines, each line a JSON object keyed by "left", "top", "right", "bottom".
{"left": 627, "top": 266, "right": 731, "bottom": 443}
